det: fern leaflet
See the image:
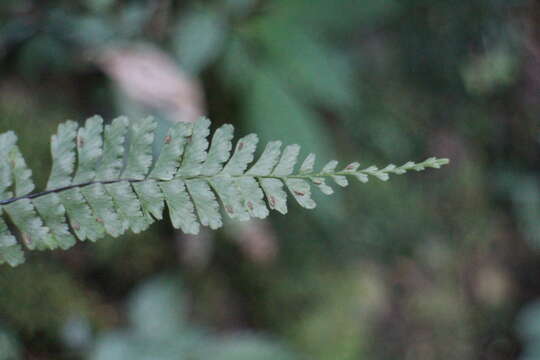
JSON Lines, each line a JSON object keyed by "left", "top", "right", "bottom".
{"left": 0, "top": 116, "right": 449, "bottom": 266}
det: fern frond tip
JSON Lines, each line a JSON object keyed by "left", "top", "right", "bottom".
{"left": 0, "top": 115, "right": 448, "bottom": 266}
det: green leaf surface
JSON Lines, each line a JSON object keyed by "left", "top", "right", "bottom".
{"left": 210, "top": 176, "right": 249, "bottom": 221}
{"left": 201, "top": 124, "right": 234, "bottom": 176}
{"left": 186, "top": 179, "right": 222, "bottom": 230}
{"left": 132, "top": 180, "right": 164, "bottom": 221}
{"left": 96, "top": 116, "right": 129, "bottom": 181}
{"left": 73, "top": 116, "right": 103, "bottom": 184}
{"left": 9, "top": 145, "right": 34, "bottom": 197}
{"left": 106, "top": 182, "right": 150, "bottom": 234}
{"left": 123, "top": 117, "right": 156, "bottom": 180}
{"left": 0, "top": 115, "right": 448, "bottom": 266}
{"left": 0, "top": 161, "right": 13, "bottom": 200}
{"left": 149, "top": 122, "right": 191, "bottom": 180}
{"left": 81, "top": 184, "right": 124, "bottom": 238}
{"left": 47, "top": 121, "right": 78, "bottom": 189}
{"left": 4, "top": 199, "right": 51, "bottom": 250}
{"left": 58, "top": 188, "right": 105, "bottom": 242}
{"left": 259, "top": 178, "right": 288, "bottom": 215}
{"left": 286, "top": 179, "right": 316, "bottom": 209}
{"left": 160, "top": 179, "right": 199, "bottom": 235}
{"left": 33, "top": 193, "right": 76, "bottom": 249}
{"left": 176, "top": 117, "right": 208, "bottom": 177}
{"left": 273, "top": 145, "right": 300, "bottom": 177}
{"left": 223, "top": 134, "right": 258, "bottom": 175}
{"left": 236, "top": 177, "right": 269, "bottom": 219}
{"left": 0, "top": 207, "right": 24, "bottom": 266}
{"left": 247, "top": 141, "right": 282, "bottom": 176}
{"left": 299, "top": 153, "right": 316, "bottom": 174}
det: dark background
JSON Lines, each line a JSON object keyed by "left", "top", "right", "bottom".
{"left": 1, "top": 0, "right": 540, "bottom": 359}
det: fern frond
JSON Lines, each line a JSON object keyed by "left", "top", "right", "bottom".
{"left": 0, "top": 116, "right": 449, "bottom": 266}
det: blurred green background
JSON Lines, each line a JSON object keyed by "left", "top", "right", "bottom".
{"left": 1, "top": 0, "right": 540, "bottom": 359}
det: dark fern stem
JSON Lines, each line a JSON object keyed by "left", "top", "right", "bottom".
{"left": 0, "top": 178, "right": 143, "bottom": 206}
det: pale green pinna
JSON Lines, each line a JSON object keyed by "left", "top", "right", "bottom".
{"left": 0, "top": 116, "right": 449, "bottom": 266}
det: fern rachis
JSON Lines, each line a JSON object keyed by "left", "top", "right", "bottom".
{"left": 0, "top": 116, "right": 449, "bottom": 266}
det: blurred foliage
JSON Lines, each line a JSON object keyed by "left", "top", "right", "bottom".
{"left": 517, "top": 301, "right": 540, "bottom": 360}
{"left": 0, "top": 0, "right": 539, "bottom": 359}
{"left": 0, "top": 322, "right": 21, "bottom": 360}
{"left": 0, "top": 263, "right": 93, "bottom": 337}
{"left": 90, "top": 275, "right": 299, "bottom": 360}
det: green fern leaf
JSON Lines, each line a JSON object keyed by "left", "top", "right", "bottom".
{"left": 107, "top": 181, "right": 150, "bottom": 233}
{"left": 299, "top": 153, "right": 316, "bottom": 174}
{"left": 0, "top": 115, "right": 449, "bottom": 266}
{"left": 0, "top": 209, "right": 24, "bottom": 266}
{"left": 259, "top": 178, "right": 288, "bottom": 214}
{"left": 81, "top": 183, "right": 123, "bottom": 238}
{"left": 133, "top": 180, "right": 165, "bottom": 221}
{"left": 176, "top": 117, "right": 209, "bottom": 177}
{"left": 285, "top": 178, "right": 317, "bottom": 209}
{"left": 3, "top": 199, "right": 52, "bottom": 250}
{"left": 222, "top": 134, "right": 258, "bottom": 175}
{"left": 73, "top": 116, "right": 104, "bottom": 184}
{"left": 150, "top": 122, "right": 191, "bottom": 180}
{"left": 273, "top": 144, "right": 300, "bottom": 176}
{"left": 236, "top": 176, "right": 269, "bottom": 219}
{"left": 246, "top": 141, "right": 282, "bottom": 176}
{"left": 33, "top": 193, "right": 76, "bottom": 249}
{"left": 123, "top": 117, "right": 157, "bottom": 180}
{"left": 186, "top": 179, "right": 222, "bottom": 229}
{"left": 210, "top": 176, "right": 250, "bottom": 220}
{"left": 201, "top": 124, "right": 234, "bottom": 176}
{"left": 96, "top": 116, "right": 129, "bottom": 181}
{"left": 47, "top": 121, "right": 78, "bottom": 189}
{"left": 160, "top": 179, "right": 199, "bottom": 234}
{"left": 59, "top": 188, "right": 105, "bottom": 242}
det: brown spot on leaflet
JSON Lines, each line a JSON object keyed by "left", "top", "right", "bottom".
{"left": 238, "top": 142, "right": 244, "bottom": 150}
{"left": 294, "top": 191, "right": 305, "bottom": 196}
{"left": 164, "top": 135, "right": 172, "bottom": 144}
{"left": 247, "top": 201, "right": 254, "bottom": 210}
{"left": 225, "top": 206, "right": 234, "bottom": 214}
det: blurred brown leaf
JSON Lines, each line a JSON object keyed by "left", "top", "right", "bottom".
{"left": 98, "top": 45, "right": 204, "bottom": 123}
{"left": 228, "top": 220, "right": 278, "bottom": 265}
